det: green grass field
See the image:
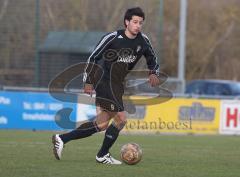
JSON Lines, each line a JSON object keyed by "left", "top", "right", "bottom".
{"left": 0, "top": 130, "right": 239, "bottom": 177}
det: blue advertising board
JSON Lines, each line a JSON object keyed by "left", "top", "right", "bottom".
{"left": 0, "top": 91, "right": 78, "bottom": 130}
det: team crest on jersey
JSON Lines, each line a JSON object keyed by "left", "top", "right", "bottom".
{"left": 136, "top": 45, "right": 142, "bottom": 53}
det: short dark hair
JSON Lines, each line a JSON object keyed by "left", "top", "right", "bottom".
{"left": 124, "top": 7, "right": 145, "bottom": 27}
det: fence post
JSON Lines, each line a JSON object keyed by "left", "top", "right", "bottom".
{"left": 158, "top": 0, "right": 164, "bottom": 65}
{"left": 35, "top": 0, "right": 40, "bottom": 87}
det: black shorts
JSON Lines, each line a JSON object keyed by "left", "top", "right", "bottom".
{"left": 95, "top": 80, "right": 124, "bottom": 112}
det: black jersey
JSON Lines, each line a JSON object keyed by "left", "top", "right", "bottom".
{"left": 83, "top": 29, "right": 159, "bottom": 85}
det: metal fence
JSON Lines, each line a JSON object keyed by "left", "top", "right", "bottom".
{"left": 0, "top": 0, "right": 167, "bottom": 90}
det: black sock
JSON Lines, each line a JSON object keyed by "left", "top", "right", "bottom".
{"left": 97, "top": 123, "right": 120, "bottom": 157}
{"left": 59, "top": 121, "right": 99, "bottom": 144}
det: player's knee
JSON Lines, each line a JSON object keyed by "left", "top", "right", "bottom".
{"left": 95, "top": 110, "right": 111, "bottom": 131}
{"left": 114, "top": 112, "right": 127, "bottom": 130}
{"left": 96, "top": 122, "right": 109, "bottom": 131}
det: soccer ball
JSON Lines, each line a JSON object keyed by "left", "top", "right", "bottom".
{"left": 120, "top": 143, "right": 142, "bottom": 165}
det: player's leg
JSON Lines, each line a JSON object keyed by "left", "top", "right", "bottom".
{"left": 59, "top": 106, "right": 110, "bottom": 143}
{"left": 96, "top": 111, "right": 127, "bottom": 164}
{"left": 52, "top": 106, "right": 111, "bottom": 160}
{"left": 94, "top": 106, "right": 112, "bottom": 131}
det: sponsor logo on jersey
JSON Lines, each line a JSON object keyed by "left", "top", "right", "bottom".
{"left": 117, "top": 55, "right": 137, "bottom": 63}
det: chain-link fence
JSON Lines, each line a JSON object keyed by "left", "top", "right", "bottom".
{"left": 0, "top": 0, "right": 166, "bottom": 90}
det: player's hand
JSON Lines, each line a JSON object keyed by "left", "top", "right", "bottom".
{"left": 84, "top": 83, "right": 94, "bottom": 96}
{"left": 148, "top": 74, "right": 160, "bottom": 87}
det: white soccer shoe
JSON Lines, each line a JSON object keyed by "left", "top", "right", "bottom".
{"left": 96, "top": 153, "right": 122, "bottom": 165}
{"left": 52, "top": 134, "right": 64, "bottom": 160}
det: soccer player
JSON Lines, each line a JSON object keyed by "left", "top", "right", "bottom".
{"left": 52, "top": 7, "right": 160, "bottom": 165}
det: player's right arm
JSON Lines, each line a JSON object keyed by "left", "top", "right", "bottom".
{"left": 83, "top": 31, "right": 117, "bottom": 94}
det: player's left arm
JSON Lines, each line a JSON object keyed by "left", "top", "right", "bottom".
{"left": 142, "top": 35, "right": 160, "bottom": 87}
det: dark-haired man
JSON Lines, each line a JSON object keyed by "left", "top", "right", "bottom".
{"left": 52, "top": 7, "right": 160, "bottom": 165}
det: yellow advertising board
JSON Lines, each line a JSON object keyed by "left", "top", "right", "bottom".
{"left": 123, "top": 97, "right": 220, "bottom": 134}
